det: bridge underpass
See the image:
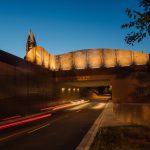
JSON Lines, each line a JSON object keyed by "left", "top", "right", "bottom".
{"left": 60, "top": 79, "right": 111, "bottom": 100}
{"left": 55, "top": 65, "right": 150, "bottom": 126}
{"left": 1, "top": 48, "right": 150, "bottom": 126}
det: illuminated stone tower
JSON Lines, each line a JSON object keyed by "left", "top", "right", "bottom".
{"left": 26, "top": 30, "right": 37, "bottom": 53}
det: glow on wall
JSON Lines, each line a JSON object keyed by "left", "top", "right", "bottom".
{"left": 133, "top": 51, "right": 149, "bottom": 65}
{"left": 117, "top": 50, "right": 132, "bottom": 67}
{"left": 49, "top": 54, "right": 56, "bottom": 70}
{"left": 26, "top": 47, "right": 35, "bottom": 63}
{"left": 59, "top": 53, "right": 72, "bottom": 70}
{"left": 55, "top": 56, "right": 60, "bottom": 71}
{"left": 35, "top": 46, "right": 43, "bottom": 66}
{"left": 87, "top": 49, "right": 102, "bottom": 68}
{"left": 26, "top": 46, "right": 56, "bottom": 70}
{"left": 104, "top": 49, "right": 116, "bottom": 68}
{"left": 43, "top": 50, "right": 49, "bottom": 68}
{"left": 25, "top": 47, "right": 149, "bottom": 71}
{"left": 73, "top": 50, "right": 87, "bottom": 69}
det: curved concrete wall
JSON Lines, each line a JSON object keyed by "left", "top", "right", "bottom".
{"left": 26, "top": 48, "right": 149, "bottom": 71}
{"left": 56, "top": 49, "right": 149, "bottom": 70}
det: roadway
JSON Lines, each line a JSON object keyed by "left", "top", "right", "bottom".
{"left": 0, "top": 100, "right": 107, "bottom": 150}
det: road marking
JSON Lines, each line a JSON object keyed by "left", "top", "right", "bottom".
{"left": 75, "top": 101, "right": 108, "bottom": 150}
{"left": 28, "top": 123, "right": 50, "bottom": 133}
{"left": 68, "top": 103, "right": 90, "bottom": 111}
{"left": 0, "top": 123, "right": 50, "bottom": 142}
{"left": 76, "top": 110, "right": 81, "bottom": 113}
{"left": 0, "top": 130, "right": 26, "bottom": 142}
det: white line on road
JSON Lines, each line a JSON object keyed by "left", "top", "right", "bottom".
{"left": 28, "top": 123, "right": 50, "bottom": 133}
{"left": 76, "top": 110, "right": 81, "bottom": 113}
{"left": 68, "top": 103, "right": 90, "bottom": 111}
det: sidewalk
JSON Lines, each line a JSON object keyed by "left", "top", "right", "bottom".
{"left": 76, "top": 101, "right": 129, "bottom": 150}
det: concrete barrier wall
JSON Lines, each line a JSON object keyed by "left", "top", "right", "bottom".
{"left": 112, "top": 70, "right": 150, "bottom": 126}
{"left": 0, "top": 50, "right": 82, "bottom": 118}
{"left": 112, "top": 70, "right": 150, "bottom": 103}
{"left": 113, "top": 103, "right": 150, "bottom": 127}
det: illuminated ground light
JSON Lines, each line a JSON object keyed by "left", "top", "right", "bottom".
{"left": 68, "top": 88, "right": 71, "bottom": 92}
{"left": 61, "top": 88, "right": 65, "bottom": 92}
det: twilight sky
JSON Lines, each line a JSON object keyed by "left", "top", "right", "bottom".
{"left": 0, "top": 0, "right": 149, "bottom": 58}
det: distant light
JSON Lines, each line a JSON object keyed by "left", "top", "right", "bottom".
{"left": 73, "top": 88, "right": 76, "bottom": 91}
{"left": 61, "top": 88, "right": 65, "bottom": 92}
{"left": 68, "top": 88, "right": 71, "bottom": 92}
{"left": 77, "top": 88, "right": 80, "bottom": 92}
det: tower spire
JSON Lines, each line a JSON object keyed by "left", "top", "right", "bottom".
{"left": 26, "top": 29, "right": 37, "bottom": 53}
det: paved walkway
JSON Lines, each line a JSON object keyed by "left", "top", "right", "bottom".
{"left": 76, "top": 101, "right": 129, "bottom": 150}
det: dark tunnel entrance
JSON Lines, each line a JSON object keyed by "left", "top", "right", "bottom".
{"left": 64, "top": 80, "right": 112, "bottom": 100}
{"left": 81, "top": 85, "right": 112, "bottom": 100}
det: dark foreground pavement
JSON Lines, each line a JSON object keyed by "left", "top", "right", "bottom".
{"left": 0, "top": 100, "right": 106, "bottom": 150}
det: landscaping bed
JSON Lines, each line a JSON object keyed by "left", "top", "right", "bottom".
{"left": 91, "top": 125, "right": 150, "bottom": 150}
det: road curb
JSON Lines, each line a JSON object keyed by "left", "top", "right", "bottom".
{"left": 75, "top": 101, "right": 109, "bottom": 150}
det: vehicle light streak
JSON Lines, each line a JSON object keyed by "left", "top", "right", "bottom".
{"left": 41, "top": 100, "right": 86, "bottom": 111}
{"left": 52, "top": 104, "right": 73, "bottom": 110}
{"left": 0, "top": 114, "right": 52, "bottom": 130}
{"left": 1, "top": 115, "right": 21, "bottom": 121}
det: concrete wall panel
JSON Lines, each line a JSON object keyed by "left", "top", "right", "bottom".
{"left": 49, "top": 54, "right": 56, "bottom": 70}
{"left": 87, "top": 49, "right": 102, "bottom": 68}
{"left": 43, "top": 50, "right": 49, "bottom": 68}
{"left": 26, "top": 47, "right": 35, "bottom": 63}
{"left": 103, "top": 49, "right": 116, "bottom": 68}
{"left": 55, "top": 56, "right": 60, "bottom": 71}
{"left": 35, "top": 46, "right": 43, "bottom": 66}
{"left": 117, "top": 50, "right": 132, "bottom": 66}
{"left": 73, "top": 50, "right": 87, "bottom": 69}
{"left": 133, "top": 51, "right": 149, "bottom": 65}
{"left": 59, "top": 53, "right": 72, "bottom": 70}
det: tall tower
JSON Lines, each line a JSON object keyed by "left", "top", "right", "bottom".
{"left": 26, "top": 30, "right": 37, "bottom": 53}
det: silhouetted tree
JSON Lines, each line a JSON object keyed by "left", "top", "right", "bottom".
{"left": 121, "top": 0, "right": 150, "bottom": 45}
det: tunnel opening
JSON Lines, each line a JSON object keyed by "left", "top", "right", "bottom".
{"left": 84, "top": 85, "right": 112, "bottom": 100}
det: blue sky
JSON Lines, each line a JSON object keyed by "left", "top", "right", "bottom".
{"left": 0, "top": 0, "right": 149, "bottom": 58}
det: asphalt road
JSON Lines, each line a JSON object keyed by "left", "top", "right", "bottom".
{"left": 0, "top": 100, "right": 107, "bottom": 150}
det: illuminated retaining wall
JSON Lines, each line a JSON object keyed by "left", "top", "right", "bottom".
{"left": 56, "top": 49, "right": 149, "bottom": 70}
{"left": 26, "top": 46, "right": 56, "bottom": 70}
{"left": 25, "top": 48, "right": 149, "bottom": 71}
